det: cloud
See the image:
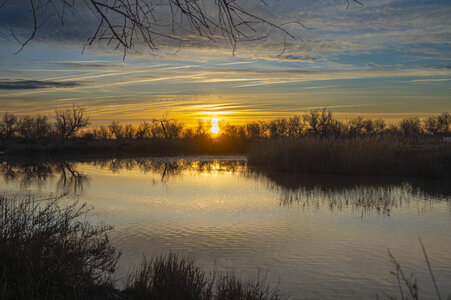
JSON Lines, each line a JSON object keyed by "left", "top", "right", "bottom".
{"left": 270, "top": 55, "right": 318, "bottom": 62}
{"left": 1, "top": 0, "right": 449, "bottom": 61}
{"left": 0, "top": 79, "right": 81, "bottom": 90}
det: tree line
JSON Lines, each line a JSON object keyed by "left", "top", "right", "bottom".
{"left": 0, "top": 107, "right": 450, "bottom": 142}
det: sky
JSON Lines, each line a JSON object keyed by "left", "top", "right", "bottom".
{"left": 0, "top": 0, "right": 450, "bottom": 126}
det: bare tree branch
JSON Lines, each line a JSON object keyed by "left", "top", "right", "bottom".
{"left": 4, "top": 0, "right": 364, "bottom": 56}
{"left": 54, "top": 104, "right": 89, "bottom": 139}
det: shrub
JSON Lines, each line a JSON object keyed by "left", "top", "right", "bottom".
{"left": 0, "top": 196, "right": 119, "bottom": 300}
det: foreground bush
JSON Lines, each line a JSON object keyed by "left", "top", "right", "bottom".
{"left": 0, "top": 196, "right": 119, "bottom": 299}
{"left": 0, "top": 195, "right": 283, "bottom": 300}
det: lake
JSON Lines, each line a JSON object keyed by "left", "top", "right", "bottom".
{"left": 0, "top": 156, "right": 450, "bottom": 299}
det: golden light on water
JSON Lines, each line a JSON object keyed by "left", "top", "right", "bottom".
{"left": 210, "top": 117, "right": 220, "bottom": 135}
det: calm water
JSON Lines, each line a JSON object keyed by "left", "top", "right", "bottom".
{"left": 1, "top": 156, "right": 450, "bottom": 299}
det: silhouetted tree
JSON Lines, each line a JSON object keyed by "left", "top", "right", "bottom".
{"left": 303, "top": 111, "right": 321, "bottom": 136}
{"left": 424, "top": 116, "right": 440, "bottom": 135}
{"left": 54, "top": 105, "right": 89, "bottom": 139}
{"left": 164, "top": 120, "right": 184, "bottom": 139}
{"left": 348, "top": 116, "right": 365, "bottom": 137}
{"left": 124, "top": 124, "right": 136, "bottom": 139}
{"left": 267, "top": 118, "right": 288, "bottom": 138}
{"left": 373, "top": 119, "right": 386, "bottom": 134}
{"left": 318, "top": 108, "right": 334, "bottom": 137}
{"left": 245, "top": 121, "right": 266, "bottom": 138}
{"left": 329, "top": 119, "right": 347, "bottom": 137}
{"left": 0, "top": 112, "right": 17, "bottom": 141}
{"left": 136, "top": 122, "right": 152, "bottom": 139}
{"left": 152, "top": 119, "right": 183, "bottom": 139}
{"left": 99, "top": 126, "right": 113, "bottom": 139}
{"left": 195, "top": 120, "right": 211, "bottom": 138}
{"left": 400, "top": 117, "right": 422, "bottom": 137}
{"left": 424, "top": 112, "right": 450, "bottom": 135}
{"left": 17, "top": 115, "right": 51, "bottom": 141}
{"left": 437, "top": 112, "right": 450, "bottom": 134}
{"left": 303, "top": 108, "right": 335, "bottom": 138}
{"left": 221, "top": 123, "right": 245, "bottom": 138}
{"left": 287, "top": 115, "right": 304, "bottom": 137}
{"left": 109, "top": 121, "right": 125, "bottom": 139}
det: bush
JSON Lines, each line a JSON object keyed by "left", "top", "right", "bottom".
{"left": 0, "top": 195, "right": 119, "bottom": 300}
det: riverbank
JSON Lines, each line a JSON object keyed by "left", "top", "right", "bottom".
{"left": 3, "top": 135, "right": 450, "bottom": 179}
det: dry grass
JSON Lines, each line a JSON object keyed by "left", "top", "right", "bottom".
{"left": 124, "top": 253, "right": 213, "bottom": 300}
{"left": 124, "top": 253, "right": 283, "bottom": 300}
{"left": 248, "top": 136, "right": 451, "bottom": 178}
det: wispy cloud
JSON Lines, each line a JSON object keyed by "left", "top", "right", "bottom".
{"left": 0, "top": 79, "right": 81, "bottom": 90}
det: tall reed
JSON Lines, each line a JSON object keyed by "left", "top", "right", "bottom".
{"left": 248, "top": 136, "right": 451, "bottom": 178}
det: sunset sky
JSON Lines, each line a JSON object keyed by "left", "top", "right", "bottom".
{"left": 0, "top": 0, "right": 450, "bottom": 126}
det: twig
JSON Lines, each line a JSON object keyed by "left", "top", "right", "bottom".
{"left": 419, "top": 238, "right": 442, "bottom": 300}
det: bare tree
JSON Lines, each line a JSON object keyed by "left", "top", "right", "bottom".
{"left": 267, "top": 118, "right": 288, "bottom": 138}
{"left": 400, "top": 117, "right": 422, "bottom": 137}
{"left": 437, "top": 112, "right": 450, "bottom": 134}
{"left": 303, "top": 110, "right": 321, "bottom": 136}
{"left": 5, "top": 0, "right": 363, "bottom": 56}
{"left": 348, "top": 116, "right": 365, "bottom": 137}
{"left": 136, "top": 121, "right": 152, "bottom": 139}
{"left": 373, "top": 119, "right": 386, "bottom": 134}
{"left": 17, "top": 115, "right": 51, "bottom": 141}
{"left": 108, "top": 121, "right": 124, "bottom": 139}
{"left": 98, "top": 126, "right": 113, "bottom": 139}
{"left": 195, "top": 120, "right": 211, "bottom": 137}
{"left": 245, "top": 121, "right": 264, "bottom": 138}
{"left": 152, "top": 118, "right": 183, "bottom": 139}
{"left": 221, "top": 123, "right": 245, "bottom": 138}
{"left": 424, "top": 116, "right": 440, "bottom": 135}
{"left": 287, "top": 115, "right": 304, "bottom": 137}
{"left": 303, "top": 108, "right": 334, "bottom": 138}
{"left": 0, "top": 112, "right": 17, "bottom": 141}
{"left": 124, "top": 124, "right": 136, "bottom": 139}
{"left": 54, "top": 105, "right": 89, "bottom": 139}
{"left": 318, "top": 108, "right": 334, "bottom": 137}
{"left": 424, "top": 112, "right": 451, "bottom": 135}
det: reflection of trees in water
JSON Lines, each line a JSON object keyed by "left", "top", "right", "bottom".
{"left": 2, "top": 158, "right": 448, "bottom": 215}
{"left": 0, "top": 161, "right": 88, "bottom": 195}
{"left": 87, "top": 158, "right": 246, "bottom": 182}
{"left": 0, "top": 158, "right": 246, "bottom": 190}
{"left": 55, "top": 163, "right": 88, "bottom": 195}
{"left": 249, "top": 169, "right": 451, "bottom": 215}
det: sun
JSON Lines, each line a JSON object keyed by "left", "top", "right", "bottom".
{"left": 210, "top": 118, "right": 220, "bottom": 135}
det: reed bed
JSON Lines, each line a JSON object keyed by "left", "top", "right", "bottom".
{"left": 247, "top": 136, "right": 451, "bottom": 178}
